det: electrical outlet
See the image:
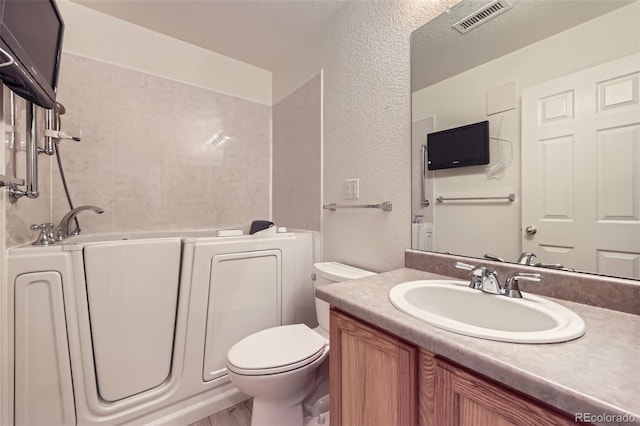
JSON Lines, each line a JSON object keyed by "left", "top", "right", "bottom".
{"left": 344, "top": 179, "right": 359, "bottom": 200}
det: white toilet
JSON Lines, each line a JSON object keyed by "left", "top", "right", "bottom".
{"left": 226, "top": 262, "right": 376, "bottom": 426}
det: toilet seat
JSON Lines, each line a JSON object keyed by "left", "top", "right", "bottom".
{"left": 227, "top": 324, "right": 327, "bottom": 376}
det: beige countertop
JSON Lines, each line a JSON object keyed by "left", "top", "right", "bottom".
{"left": 316, "top": 268, "right": 640, "bottom": 426}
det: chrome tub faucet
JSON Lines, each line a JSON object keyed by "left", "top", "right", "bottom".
{"left": 31, "top": 205, "right": 104, "bottom": 245}
{"left": 57, "top": 205, "right": 104, "bottom": 239}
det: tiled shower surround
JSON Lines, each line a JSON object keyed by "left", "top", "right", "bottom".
{"left": 49, "top": 53, "right": 272, "bottom": 234}
{"left": 272, "top": 73, "right": 322, "bottom": 232}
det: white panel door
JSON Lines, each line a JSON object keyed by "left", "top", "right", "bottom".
{"left": 522, "top": 54, "right": 640, "bottom": 278}
{"left": 14, "top": 272, "right": 75, "bottom": 426}
{"left": 83, "top": 238, "right": 182, "bottom": 402}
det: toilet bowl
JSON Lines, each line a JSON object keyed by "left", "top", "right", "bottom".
{"left": 226, "top": 262, "right": 375, "bottom": 426}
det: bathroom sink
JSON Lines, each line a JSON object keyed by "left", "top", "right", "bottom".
{"left": 388, "top": 280, "right": 586, "bottom": 343}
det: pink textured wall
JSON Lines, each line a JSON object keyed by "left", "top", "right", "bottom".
{"left": 272, "top": 73, "right": 322, "bottom": 231}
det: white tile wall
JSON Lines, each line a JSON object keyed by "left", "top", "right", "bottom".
{"left": 49, "top": 53, "right": 272, "bottom": 233}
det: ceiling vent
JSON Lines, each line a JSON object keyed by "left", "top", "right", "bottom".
{"left": 453, "top": 0, "right": 512, "bottom": 34}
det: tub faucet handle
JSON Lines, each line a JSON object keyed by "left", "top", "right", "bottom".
{"left": 31, "top": 223, "right": 56, "bottom": 246}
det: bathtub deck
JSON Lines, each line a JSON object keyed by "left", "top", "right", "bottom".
{"left": 189, "top": 400, "right": 252, "bottom": 426}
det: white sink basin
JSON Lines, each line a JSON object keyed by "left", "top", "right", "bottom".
{"left": 389, "top": 280, "right": 586, "bottom": 343}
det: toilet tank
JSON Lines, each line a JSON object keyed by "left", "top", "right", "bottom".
{"left": 312, "top": 262, "right": 376, "bottom": 333}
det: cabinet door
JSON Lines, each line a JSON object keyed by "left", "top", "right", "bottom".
{"left": 434, "top": 360, "right": 578, "bottom": 426}
{"left": 330, "top": 309, "right": 417, "bottom": 426}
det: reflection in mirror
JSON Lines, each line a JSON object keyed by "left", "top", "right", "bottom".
{"left": 411, "top": 0, "right": 640, "bottom": 280}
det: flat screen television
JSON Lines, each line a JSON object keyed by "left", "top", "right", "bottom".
{"left": 0, "top": 0, "right": 64, "bottom": 109}
{"left": 426, "top": 121, "right": 490, "bottom": 170}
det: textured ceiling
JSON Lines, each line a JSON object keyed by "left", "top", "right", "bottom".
{"left": 71, "top": 0, "right": 347, "bottom": 71}
{"left": 411, "top": 0, "right": 635, "bottom": 91}
{"left": 70, "top": 0, "right": 635, "bottom": 86}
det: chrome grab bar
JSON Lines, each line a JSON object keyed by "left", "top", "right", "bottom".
{"left": 2, "top": 91, "right": 22, "bottom": 201}
{"left": 421, "top": 145, "right": 430, "bottom": 207}
{"left": 8, "top": 102, "right": 39, "bottom": 203}
{"left": 323, "top": 202, "right": 392, "bottom": 212}
{"left": 436, "top": 193, "right": 515, "bottom": 203}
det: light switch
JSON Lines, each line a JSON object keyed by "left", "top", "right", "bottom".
{"left": 345, "top": 179, "right": 359, "bottom": 200}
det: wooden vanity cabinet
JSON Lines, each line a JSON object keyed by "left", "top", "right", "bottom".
{"left": 330, "top": 309, "right": 417, "bottom": 426}
{"left": 331, "top": 309, "right": 580, "bottom": 426}
{"left": 427, "top": 351, "right": 577, "bottom": 426}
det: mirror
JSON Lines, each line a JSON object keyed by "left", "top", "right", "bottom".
{"left": 411, "top": 0, "right": 640, "bottom": 280}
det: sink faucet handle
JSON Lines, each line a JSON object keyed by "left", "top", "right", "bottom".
{"left": 533, "top": 262, "right": 565, "bottom": 270}
{"left": 483, "top": 254, "right": 505, "bottom": 262}
{"left": 454, "top": 262, "right": 493, "bottom": 277}
{"left": 503, "top": 272, "right": 541, "bottom": 298}
{"left": 454, "top": 262, "right": 497, "bottom": 291}
{"left": 454, "top": 261, "right": 476, "bottom": 271}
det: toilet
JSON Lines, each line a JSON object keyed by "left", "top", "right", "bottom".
{"left": 226, "top": 262, "right": 376, "bottom": 426}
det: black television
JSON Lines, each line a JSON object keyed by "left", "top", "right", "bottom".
{"left": 426, "top": 121, "right": 490, "bottom": 170}
{"left": 0, "top": 0, "right": 64, "bottom": 109}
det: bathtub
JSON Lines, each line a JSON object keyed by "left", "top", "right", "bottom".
{"left": 6, "top": 229, "right": 315, "bottom": 425}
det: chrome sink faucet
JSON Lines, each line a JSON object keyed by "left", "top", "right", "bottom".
{"left": 455, "top": 262, "right": 500, "bottom": 294}
{"left": 484, "top": 252, "right": 537, "bottom": 265}
{"left": 503, "top": 272, "right": 542, "bottom": 298}
{"left": 455, "top": 262, "right": 541, "bottom": 298}
{"left": 57, "top": 205, "right": 104, "bottom": 240}
{"left": 517, "top": 252, "right": 537, "bottom": 265}
{"left": 485, "top": 252, "right": 566, "bottom": 270}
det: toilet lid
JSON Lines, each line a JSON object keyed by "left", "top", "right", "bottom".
{"left": 227, "top": 324, "right": 327, "bottom": 375}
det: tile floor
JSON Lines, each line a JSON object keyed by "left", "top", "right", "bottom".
{"left": 188, "top": 400, "right": 252, "bottom": 426}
